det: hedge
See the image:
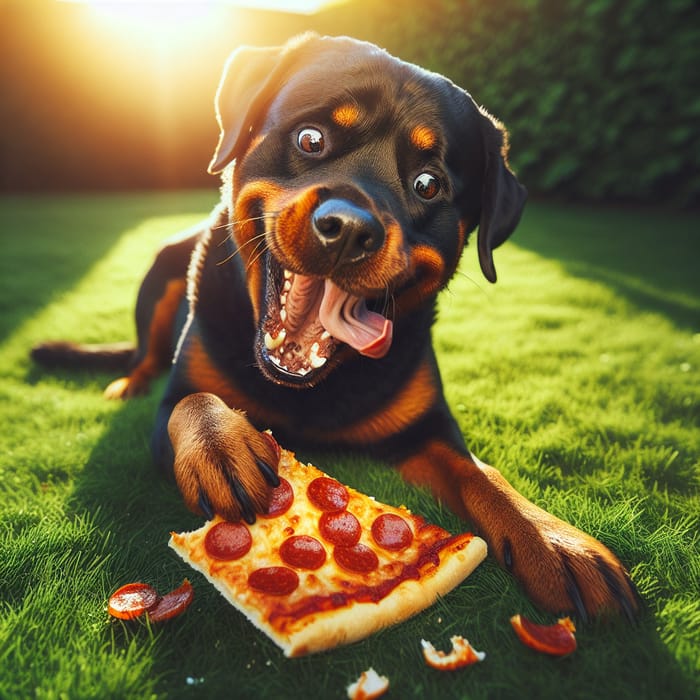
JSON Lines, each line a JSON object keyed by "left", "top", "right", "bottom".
{"left": 316, "top": 0, "right": 700, "bottom": 206}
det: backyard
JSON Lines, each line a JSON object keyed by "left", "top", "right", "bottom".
{"left": 0, "top": 191, "right": 697, "bottom": 699}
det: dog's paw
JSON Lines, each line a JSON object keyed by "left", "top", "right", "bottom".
{"left": 167, "top": 393, "right": 280, "bottom": 523}
{"left": 400, "top": 444, "right": 640, "bottom": 622}
{"left": 103, "top": 376, "right": 146, "bottom": 399}
{"left": 494, "top": 503, "right": 640, "bottom": 622}
{"left": 103, "top": 367, "right": 155, "bottom": 399}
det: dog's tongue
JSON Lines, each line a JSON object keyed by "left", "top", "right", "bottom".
{"left": 319, "top": 280, "right": 393, "bottom": 359}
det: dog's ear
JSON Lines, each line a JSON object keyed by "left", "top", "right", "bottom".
{"left": 476, "top": 110, "right": 527, "bottom": 283}
{"left": 208, "top": 45, "right": 285, "bottom": 174}
{"left": 208, "top": 35, "right": 316, "bottom": 174}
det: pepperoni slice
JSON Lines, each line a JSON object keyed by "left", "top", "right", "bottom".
{"left": 204, "top": 521, "right": 252, "bottom": 560}
{"left": 334, "top": 543, "right": 379, "bottom": 573}
{"left": 371, "top": 513, "right": 414, "bottom": 551}
{"left": 510, "top": 614, "right": 577, "bottom": 656}
{"left": 248, "top": 566, "right": 299, "bottom": 596}
{"left": 148, "top": 579, "right": 194, "bottom": 622}
{"left": 319, "top": 510, "right": 362, "bottom": 546}
{"left": 260, "top": 431, "right": 281, "bottom": 465}
{"left": 261, "top": 477, "right": 294, "bottom": 518}
{"left": 280, "top": 535, "right": 327, "bottom": 570}
{"left": 307, "top": 477, "right": 349, "bottom": 512}
{"left": 108, "top": 582, "right": 159, "bottom": 620}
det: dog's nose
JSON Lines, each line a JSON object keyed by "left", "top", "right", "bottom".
{"left": 312, "top": 199, "right": 385, "bottom": 265}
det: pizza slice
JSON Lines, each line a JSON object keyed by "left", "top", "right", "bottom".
{"left": 169, "top": 444, "right": 487, "bottom": 657}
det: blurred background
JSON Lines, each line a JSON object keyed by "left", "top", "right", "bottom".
{"left": 1, "top": 0, "right": 698, "bottom": 206}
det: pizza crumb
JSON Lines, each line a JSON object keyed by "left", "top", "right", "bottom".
{"left": 346, "top": 668, "right": 389, "bottom": 700}
{"left": 421, "top": 635, "right": 485, "bottom": 671}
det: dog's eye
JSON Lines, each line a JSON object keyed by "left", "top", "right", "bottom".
{"left": 413, "top": 172, "right": 440, "bottom": 200}
{"left": 297, "top": 128, "right": 325, "bottom": 154}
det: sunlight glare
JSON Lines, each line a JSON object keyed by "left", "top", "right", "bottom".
{"left": 63, "top": 0, "right": 342, "bottom": 46}
{"left": 77, "top": 1, "right": 227, "bottom": 45}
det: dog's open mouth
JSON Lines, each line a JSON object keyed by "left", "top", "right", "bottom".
{"left": 259, "top": 261, "right": 393, "bottom": 383}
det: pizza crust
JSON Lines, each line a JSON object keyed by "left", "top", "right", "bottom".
{"left": 280, "top": 534, "right": 486, "bottom": 656}
{"left": 170, "top": 529, "right": 486, "bottom": 656}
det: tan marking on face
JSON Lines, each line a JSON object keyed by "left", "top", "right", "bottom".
{"left": 332, "top": 103, "right": 361, "bottom": 128}
{"left": 410, "top": 125, "right": 437, "bottom": 150}
{"left": 394, "top": 243, "right": 446, "bottom": 315}
{"left": 269, "top": 186, "right": 324, "bottom": 273}
{"left": 232, "top": 179, "right": 285, "bottom": 321}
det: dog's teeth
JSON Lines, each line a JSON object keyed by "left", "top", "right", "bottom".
{"left": 309, "top": 346, "right": 327, "bottom": 369}
{"left": 264, "top": 329, "right": 286, "bottom": 350}
{"left": 283, "top": 280, "right": 292, "bottom": 293}
{"left": 284, "top": 269, "right": 293, "bottom": 280}
{"left": 280, "top": 293, "right": 287, "bottom": 306}
{"left": 309, "top": 355, "right": 327, "bottom": 370}
{"left": 280, "top": 309, "right": 287, "bottom": 322}
{"left": 321, "top": 331, "right": 331, "bottom": 341}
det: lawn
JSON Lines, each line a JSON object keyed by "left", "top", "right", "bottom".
{"left": 0, "top": 191, "right": 698, "bottom": 700}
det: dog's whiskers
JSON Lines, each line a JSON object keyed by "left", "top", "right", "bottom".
{"left": 454, "top": 268, "right": 490, "bottom": 300}
{"left": 216, "top": 234, "right": 265, "bottom": 266}
{"left": 211, "top": 212, "right": 276, "bottom": 235}
{"left": 245, "top": 238, "right": 270, "bottom": 273}
{"left": 215, "top": 220, "right": 273, "bottom": 267}
{"left": 214, "top": 211, "right": 279, "bottom": 267}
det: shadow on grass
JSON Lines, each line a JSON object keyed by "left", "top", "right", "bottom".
{"left": 0, "top": 192, "right": 214, "bottom": 342}
{"left": 0, "top": 195, "right": 138, "bottom": 341}
{"left": 514, "top": 201, "right": 700, "bottom": 330}
{"left": 67, "top": 376, "right": 197, "bottom": 559}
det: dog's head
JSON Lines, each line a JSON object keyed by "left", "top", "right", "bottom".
{"left": 209, "top": 34, "right": 526, "bottom": 388}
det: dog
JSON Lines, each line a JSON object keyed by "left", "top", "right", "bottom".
{"left": 33, "top": 33, "right": 638, "bottom": 621}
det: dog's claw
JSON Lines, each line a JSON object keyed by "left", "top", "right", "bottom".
{"left": 198, "top": 489, "right": 215, "bottom": 521}
{"left": 502, "top": 537, "right": 513, "bottom": 571}
{"left": 622, "top": 572, "right": 643, "bottom": 623}
{"left": 618, "top": 586, "right": 639, "bottom": 624}
{"left": 230, "top": 478, "right": 256, "bottom": 524}
{"left": 562, "top": 555, "right": 588, "bottom": 622}
{"left": 598, "top": 555, "right": 640, "bottom": 623}
{"left": 256, "top": 458, "right": 280, "bottom": 487}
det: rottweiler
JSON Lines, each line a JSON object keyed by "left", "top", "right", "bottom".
{"left": 33, "top": 34, "right": 639, "bottom": 621}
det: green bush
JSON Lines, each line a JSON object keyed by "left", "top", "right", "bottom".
{"left": 317, "top": 0, "right": 699, "bottom": 206}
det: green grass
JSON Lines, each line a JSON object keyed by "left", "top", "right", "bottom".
{"left": 1, "top": 191, "right": 698, "bottom": 699}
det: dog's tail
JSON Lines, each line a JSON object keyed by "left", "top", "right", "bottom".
{"left": 31, "top": 341, "right": 136, "bottom": 372}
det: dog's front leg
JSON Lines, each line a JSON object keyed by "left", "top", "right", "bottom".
{"left": 398, "top": 421, "right": 639, "bottom": 621}
{"left": 153, "top": 392, "right": 280, "bottom": 523}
